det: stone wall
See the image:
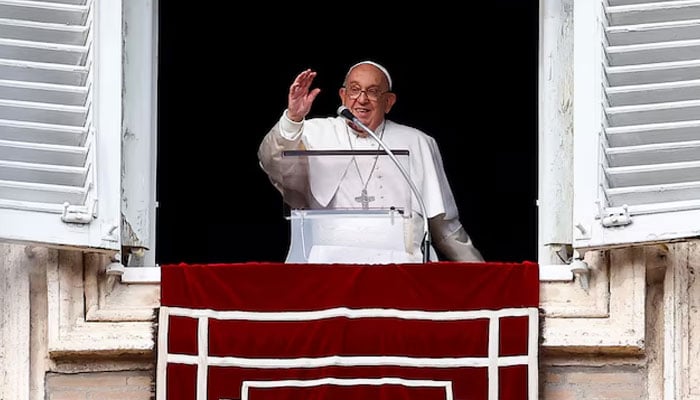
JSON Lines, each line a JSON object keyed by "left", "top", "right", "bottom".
{"left": 45, "top": 371, "right": 154, "bottom": 400}
{"left": 2, "top": 240, "right": 699, "bottom": 399}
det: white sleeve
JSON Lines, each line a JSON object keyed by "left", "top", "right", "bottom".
{"left": 257, "top": 110, "right": 305, "bottom": 174}
{"left": 257, "top": 110, "right": 309, "bottom": 207}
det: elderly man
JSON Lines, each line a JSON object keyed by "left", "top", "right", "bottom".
{"left": 258, "top": 61, "right": 484, "bottom": 264}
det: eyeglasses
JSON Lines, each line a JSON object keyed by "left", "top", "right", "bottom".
{"left": 344, "top": 86, "right": 388, "bottom": 101}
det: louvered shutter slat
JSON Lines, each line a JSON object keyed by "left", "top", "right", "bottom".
{"left": 0, "top": 38, "right": 87, "bottom": 65}
{"left": 41, "top": 0, "right": 87, "bottom": 5}
{"left": 606, "top": 121, "right": 700, "bottom": 146}
{"left": 0, "top": 60, "right": 88, "bottom": 85}
{"left": 0, "top": 179, "right": 86, "bottom": 204}
{"left": 606, "top": 182, "right": 700, "bottom": 205}
{"left": 606, "top": 140, "right": 700, "bottom": 165}
{"left": 0, "top": 160, "right": 86, "bottom": 186}
{"left": 0, "top": 100, "right": 87, "bottom": 126}
{"left": 608, "top": 39, "right": 700, "bottom": 65}
{"left": 0, "top": 119, "right": 85, "bottom": 146}
{"left": 606, "top": 100, "right": 700, "bottom": 125}
{"left": 0, "top": 79, "right": 88, "bottom": 105}
{"left": 0, "top": 17, "right": 89, "bottom": 45}
{"left": 0, "top": 2, "right": 88, "bottom": 26}
{"left": 612, "top": 0, "right": 681, "bottom": 6}
{"left": 0, "top": 140, "right": 87, "bottom": 166}
{"left": 608, "top": 2, "right": 700, "bottom": 25}
{"left": 606, "top": 60, "right": 700, "bottom": 85}
{"left": 607, "top": 19, "right": 700, "bottom": 45}
{"left": 606, "top": 161, "right": 700, "bottom": 187}
{"left": 606, "top": 80, "right": 700, "bottom": 105}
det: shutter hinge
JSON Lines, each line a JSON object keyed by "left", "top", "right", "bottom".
{"left": 61, "top": 201, "right": 96, "bottom": 224}
{"left": 598, "top": 203, "right": 632, "bottom": 228}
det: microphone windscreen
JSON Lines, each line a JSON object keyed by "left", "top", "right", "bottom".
{"left": 337, "top": 106, "right": 355, "bottom": 121}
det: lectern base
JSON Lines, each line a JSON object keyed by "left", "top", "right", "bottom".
{"left": 304, "top": 244, "right": 415, "bottom": 264}
{"left": 285, "top": 209, "right": 419, "bottom": 264}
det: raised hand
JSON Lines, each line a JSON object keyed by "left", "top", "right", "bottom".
{"left": 287, "top": 69, "right": 321, "bottom": 122}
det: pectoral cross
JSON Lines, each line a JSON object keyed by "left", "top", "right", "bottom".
{"left": 355, "top": 189, "right": 375, "bottom": 209}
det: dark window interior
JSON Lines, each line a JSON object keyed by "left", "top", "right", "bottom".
{"left": 156, "top": 3, "right": 539, "bottom": 264}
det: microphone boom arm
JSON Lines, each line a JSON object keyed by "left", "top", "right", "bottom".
{"left": 338, "top": 106, "right": 431, "bottom": 263}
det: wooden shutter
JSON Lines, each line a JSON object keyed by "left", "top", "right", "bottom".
{"left": 0, "top": 0, "right": 121, "bottom": 251}
{"left": 573, "top": 0, "right": 700, "bottom": 249}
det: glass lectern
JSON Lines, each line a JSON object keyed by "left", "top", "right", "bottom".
{"left": 279, "top": 149, "right": 418, "bottom": 264}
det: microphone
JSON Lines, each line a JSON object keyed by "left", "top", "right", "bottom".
{"left": 336, "top": 105, "right": 432, "bottom": 263}
{"left": 337, "top": 105, "right": 356, "bottom": 122}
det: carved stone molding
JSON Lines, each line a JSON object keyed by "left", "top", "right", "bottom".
{"left": 541, "top": 247, "right": 646, "bottom": 353}
{"left": 47, "top": 250, "right": 160, "bottom": 358}
{"left": 83, "top": 252, "right": 160, "bottom": 322}
{"left": 541, "top": 250, "right": 610, "bottom": 318}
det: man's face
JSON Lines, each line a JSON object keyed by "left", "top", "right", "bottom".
{"left": 340, "top": 64, "right": 395, "bottom": 132}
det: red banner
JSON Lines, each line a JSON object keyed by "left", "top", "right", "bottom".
{"left": 156, "top": 261, "right": 539, "bottom": 400}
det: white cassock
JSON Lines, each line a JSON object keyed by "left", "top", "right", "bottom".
{"left": 258, "top": 110, "right": 484, "bottom": 264}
